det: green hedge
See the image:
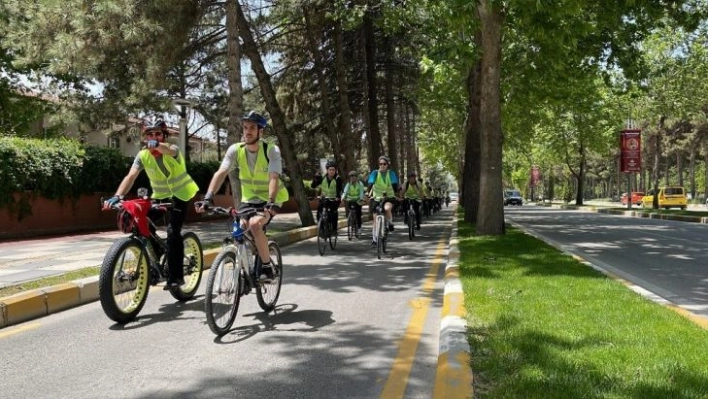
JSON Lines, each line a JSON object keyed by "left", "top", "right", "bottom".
{"left": 0, "top": 136, "right": 220, "bottom": 219}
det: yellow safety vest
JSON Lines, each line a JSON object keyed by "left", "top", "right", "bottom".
{"left": 345, "top": 182, "right": 363, "bottom": 201}
{"left": 404, "top": 182, "right": 422, "bottom": 200}
{"left": 236, "top": 142, "right": 289, "bottom": 205}
{"left": 372, "top": 170, "right": 393, "bottom": 200}
{"left": 139, "top": 150, "right": 198, "bottom": 201}
{"left": 320, "top": 177, "right": 338, "bottom": 198}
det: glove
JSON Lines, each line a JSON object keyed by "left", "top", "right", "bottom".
{"left": 147, "top": 140, "right": 159, "bottom": 149}
{"left": 195, "top": 196, "right": 214, "bottom": 213}
{"left": 265, "top": 201, "right": 278, "bottom": 214}
{"left": 103, "top": 195, "right": 122, "bottom": 210}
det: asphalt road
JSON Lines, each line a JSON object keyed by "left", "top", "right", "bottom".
{"left": 506, "top": 204, "right": 708, "bottom": 319}
{"left": 0, "top": 207, "right": 454, "bottom": 399}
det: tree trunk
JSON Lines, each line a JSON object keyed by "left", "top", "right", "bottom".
{"left": 304, "top": 8, "right": 343, "bottom": 169}
{"left": 363, "top": 8, "right": 382, "bottom": 166}
{"left": 574, "top": 141, "right": 586, "bottom": 205}
{"left": 384, "top": 36, "right": 398, "bottom": 170}
{"left": 236, "top": 2, "right": 315, "bottom": 226}
{"left": 462, "top": 54, "right": 482, "bottom": 224}
{"left": 474, "top": 0, "right": 504, "bottom": 235}
{"left": 334, "top": 21, "right": 356, "bottom": 175}
{"left": 225, "top": 0, "right": 243, "bottom": 206}
{"left": 689, "top": 147, "right": 696, "bottom": 199}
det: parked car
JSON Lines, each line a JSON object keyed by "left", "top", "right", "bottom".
{"left": 620, "top": 191, "right": 644, "bottom": 206}
{"left": 503, "top": 189, "right": 523, "bottom": 206}
{"left": 640, "top": 186, "right": 687, "bottom": 210}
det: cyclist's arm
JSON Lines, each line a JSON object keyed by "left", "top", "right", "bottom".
{"left": 115, "top": 166, "right": 141, "bottom": 197}
{"left": 205, "top": 168, "right": 230, "bottom": 199}
{"left": 268, "top": 172, "right": 280, "bottom": 204}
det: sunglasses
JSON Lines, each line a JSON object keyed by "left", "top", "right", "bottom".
{"left": 144, "top": 131, "right": 163, "bottom": 137}
{"left": 379, "top": 162, "right": 388, "bottom": 166}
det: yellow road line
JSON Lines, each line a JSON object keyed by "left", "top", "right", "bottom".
{"left": 0, "top": 322, "right": 41, "bottom": 340}
{"left": 380, "top": 234, "right": 448, "bottom": 399}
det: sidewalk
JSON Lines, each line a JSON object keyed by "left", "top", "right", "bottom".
{"left": 0, "top": 211, "right": 309, "bottom": 289}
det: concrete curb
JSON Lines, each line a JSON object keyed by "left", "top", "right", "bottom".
{"left": 0, "top": 216, "right": 365, "bottom": 329}
{"left": 434, "top": 215, "right": 473, "bottom": 398}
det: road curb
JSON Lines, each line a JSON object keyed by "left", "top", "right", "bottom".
{"left": 434, "top": 215, "right": 473, "bottom": 398}
{"left": 0, "top": 216, "right": 366, "bottom": 329}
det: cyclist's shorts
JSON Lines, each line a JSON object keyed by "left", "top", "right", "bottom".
{"left": 371, "top": 197, "right": 396, "bottom": 211}
{"left": 238, "top": 201, "right": 275, "bottom": 226}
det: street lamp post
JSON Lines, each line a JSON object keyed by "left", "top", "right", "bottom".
{"left": 172, "top": 98, "right": 192, "bottom": 158}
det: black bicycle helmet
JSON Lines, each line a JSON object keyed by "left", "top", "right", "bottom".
{"left": 408, "top": 171, "right": 417, "bottom": 177}
{"left": 325, "top": 160, "right": 337, "bottom": 169}
{"left": 241, "top": 111, "right": 268, "bottom": 128}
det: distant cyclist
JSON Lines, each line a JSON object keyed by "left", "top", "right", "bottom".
{"left": 399, "top": 171, "right": 424, "bottom": 230}
{"left": 102, "top": 117, "right": 199, "bottom": 289}
{"left": 342, "top": 171, "right": 365, "bottom": 231}
{"left": 366, "top": 155, "right": 400, "bottom": 246}
{"left": 311, "top": 161, "right": 343, "bottom": 234}
{"left": 198, "top": 111, "right": 289, "bottom": 282}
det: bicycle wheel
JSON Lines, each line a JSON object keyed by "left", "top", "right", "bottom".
{"left": 347, "top": 214, "right": 354, "bottom": 241}
{"left": 376, "top": 218, "right": 383, "bottom": 260}
{"left": 169, "top": 231, "right": 204, "bottom": 301}
{"left": 257, "top": 241, "right": 283, "bottom": 311}
{"left": 317, "top": 217, "right": 327, "bottom": 256}
{"left": 98, "top": 237, "right": 150, "bottom": 324}
{"left": 408, "top": 212, "right": 414, "bottom": 240}
{"left": 204, "top": 250, "right": 242, "bottom": 336}
{"left": 329, "top": 221, "right": 338, "bottom": 250}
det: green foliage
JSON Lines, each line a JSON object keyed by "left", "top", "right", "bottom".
{"left": 0, "top": 136, "right": 221, "bottom": 219}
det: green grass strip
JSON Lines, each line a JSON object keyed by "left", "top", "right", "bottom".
{"left": 458, "top": 221, "right": 708, "bottom": 398}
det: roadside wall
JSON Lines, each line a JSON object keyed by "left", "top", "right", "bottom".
{"left": 0, "top": 193, "right": 319, "bottom": 240}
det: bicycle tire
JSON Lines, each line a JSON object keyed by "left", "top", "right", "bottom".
{"left": 376, "top": 216, "right": 383, "bottom": 259}
{"left": 329, "top": 223, "right": 338, "bottom": 250}
{"left": 98, "top": 237, "right": 150, "bottom": 324}
{"left": 347, "top": 213, "right": 354, "bottom": 241}
{"left": 317, "top": 217, "right": 327, "bottom": 256}
{"left": 408, "top": 211, "right": 414, "bottom": 240}
{"left": 169, "top": 231, "right": 204, "bottom": 301}
{"left": 257, "top": 241, "right": 283, "bottom": 311}
{"left": 204, "top": 250, "right": 241, "bottom": 336}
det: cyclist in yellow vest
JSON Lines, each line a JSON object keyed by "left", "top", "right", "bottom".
{"left": 198, "top": 111, "right": 289, "bottom": 282}
{"left": 399, "top": 171, "right": 425, "bottom": 230}
{"left": 342, "top": 171, "right": 366, "bottom": 232}
{"left": 366, "top": 155, "right": 400, "bottom": 245}
{"left": 102, "top": 117, "right": 199, "bottom": 289}
{"left": 311, "top": 161, "right": 343, "bottom": 235}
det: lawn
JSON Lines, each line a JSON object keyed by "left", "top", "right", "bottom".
{"left": 459, "top": 220, "right": 708, "bottom": 398}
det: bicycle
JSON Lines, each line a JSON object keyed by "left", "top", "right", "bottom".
{"left": 317, "top": 198, "right": 339, "bottom": 256}
{"left": 200, "top": 205, "right": 283, "bottom": 336}
{"left": 371, "top": 194, "right": 391, "bottom": 260}
{"left": 346, "top": 200, "right": 362, "bottom": 240}
{"left": 403, "top": 199, "right": 420, "bottom": 241}
{"left": 99, "top": 192, "right": 204, "bottom": 324}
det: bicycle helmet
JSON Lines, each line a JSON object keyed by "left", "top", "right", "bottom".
{"left": 408, "top": 171, "right": 417, "bottom": 177}
{"left": 117, "top": 209, "right": 134, "bottom": 234}
{"left": 142, "top": 117, "right": 168, "bottom": 133}
{"left": 325, "top": 160, "right": 336, "bottom": 169}
{"left": 241, "top": 111, "right": 268, "bottom": 128}
{"left": 378, "top": 155, "right": 390, "bottom": 164}
{"left": 348, "top": 171, "right": 358, "bottom": 177}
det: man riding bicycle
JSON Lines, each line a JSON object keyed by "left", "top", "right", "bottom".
{"left": 102, "top": 117, "right": 199, "bottom": 289}
{"left": 311, "top": 161, "right": 343, "bottom": 235}
{"left": 366, "top": 155, "right": 400, "bottom": 246}
{"left": 342, "top": 171, "right": 365, "bottom": 232}
{"left": 198, "top": 111, "right": 289, "bottom": 282}
{"left": 399, "top": 171, "right": 424, "bottom": 230}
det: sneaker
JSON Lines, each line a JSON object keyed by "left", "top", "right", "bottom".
{"left": 370, "top": 240, "right": 377, "bottom": 247}
{"left": 259, "top": 263, "right": 275, "bottom": 282}
{"left": 163, "top": 278, "right": 185, "bottom": 290}
{"left": 388, "top": 223, "right": 394, "bottom": 232}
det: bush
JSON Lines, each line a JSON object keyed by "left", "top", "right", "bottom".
{"left": 0, "top": 136, "right": 221, "bottom": 219}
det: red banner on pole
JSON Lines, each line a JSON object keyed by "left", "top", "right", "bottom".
{"left": 620, "top": 128, "right": 641, "bottom": 173}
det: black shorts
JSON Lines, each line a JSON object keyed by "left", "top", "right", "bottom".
{"left": 237, "top": 201, "right": 276, "bottom": 225}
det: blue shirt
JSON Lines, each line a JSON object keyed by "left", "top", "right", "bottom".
{"left": 367, "top": 170, "right": 399, "bottom": 186}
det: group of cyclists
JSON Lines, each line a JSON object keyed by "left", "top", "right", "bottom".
{"left": 102, "top": 110, "right": 449, "bottom": 288}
